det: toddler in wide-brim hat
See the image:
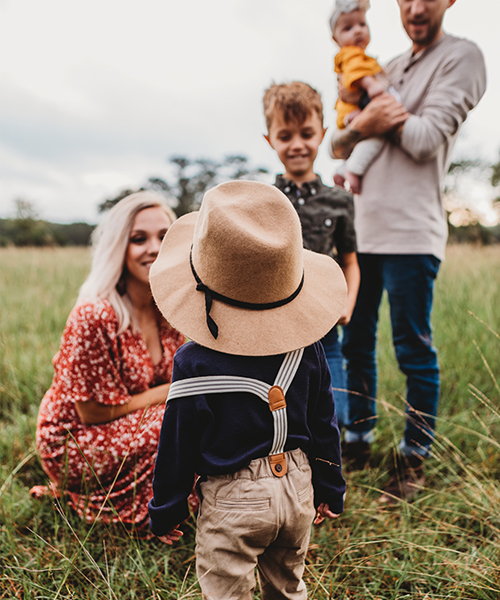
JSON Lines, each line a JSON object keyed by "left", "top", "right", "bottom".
{"left": 148, "top": 180, "right": 347, "bottom": 599}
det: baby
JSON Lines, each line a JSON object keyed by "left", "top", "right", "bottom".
{"left": 330, "top": 0, "right": 396, "bottom": 193}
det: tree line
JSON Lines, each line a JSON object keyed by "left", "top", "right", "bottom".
{"left": 0, "top": 155, "right": 268, "bottom": 247}
{"left": 2, "top": 153, "right": 499, "bottom": 247}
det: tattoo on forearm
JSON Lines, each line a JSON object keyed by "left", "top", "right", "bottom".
{"left": 331, "top": 127, "right": 363, "bottom": 160}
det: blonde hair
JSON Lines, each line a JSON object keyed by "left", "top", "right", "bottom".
{"left": 263, "top": 81, "right": 324, "bottom": 132}
{"left": 77, "top": 191, "right": 177, "bottom": 334}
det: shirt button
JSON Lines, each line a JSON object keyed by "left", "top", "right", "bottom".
{"left": 275, "top": 464, "right": 282, "bottom": 473}
{"left": 298, "top": 198, "right": 305, "bottom": 205}
{"left": 324, "top": 218, "right": 332, "bottom": 227}
{"left": 310, "top": 188, "right": 317, "bottom": 195}
{"left": 284, "top": 187, "right": 290, "bottom": 193}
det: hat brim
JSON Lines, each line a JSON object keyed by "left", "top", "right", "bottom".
{"left": 150, "top": 212, "right": 347, "bottom": 356}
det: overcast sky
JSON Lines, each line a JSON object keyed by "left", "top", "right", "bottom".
{"left": 1, "top": 0, "right": 498, "bottom": 224}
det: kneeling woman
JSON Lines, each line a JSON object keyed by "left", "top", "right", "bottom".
{"left": 34, "top": 192, "right": 184, "bottom": 529}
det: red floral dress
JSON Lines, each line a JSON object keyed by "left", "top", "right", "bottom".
{"left": 35, "top": 300, "right": 184, "bottom": 528}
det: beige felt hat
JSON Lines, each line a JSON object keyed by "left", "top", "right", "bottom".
{"left": 150, "top": 180, "right": 347, "bottom": 356}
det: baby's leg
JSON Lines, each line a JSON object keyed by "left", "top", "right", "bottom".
{"left": 345, "top": 170, "right": 362, "bottom": 194}
{"left": 334, "top": 161, "right": 346, "bottom": 188}
{"left": 346, "top": 137, "right": 386, "bottom": 181}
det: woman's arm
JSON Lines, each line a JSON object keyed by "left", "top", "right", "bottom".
{"left": 75, "top": 383, "right": 170, "bottom": 425}
{"left": 337, "top": 252, "right": 360, "bottom": 326}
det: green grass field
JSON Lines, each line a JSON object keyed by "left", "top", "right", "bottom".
{"left": 1, "top": 245, "right": 499, "bottom": 599}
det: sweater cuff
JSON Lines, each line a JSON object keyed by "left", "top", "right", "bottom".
{"left": 148, "top": 499, "right": 189, "bottom": 537}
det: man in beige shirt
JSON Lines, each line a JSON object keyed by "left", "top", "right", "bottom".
{"left": 331, "top": 0, "right": 486, "bottom": 503}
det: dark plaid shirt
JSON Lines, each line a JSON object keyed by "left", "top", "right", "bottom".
{"left": 275, "top": 175, "right": 357, "bottom": 258}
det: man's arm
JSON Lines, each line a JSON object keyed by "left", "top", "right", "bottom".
{"left": 330, "top": 94, "right": 409, "bottom": 159}
{"left": 397, "top": 42, "right": 486, "bottom": 163}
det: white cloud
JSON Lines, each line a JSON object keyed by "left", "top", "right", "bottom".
{"left": 0, "top": 0, "right": 498, "bottom": 223}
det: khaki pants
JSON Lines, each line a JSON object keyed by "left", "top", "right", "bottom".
{"left": 195, "top": 448, "right": 316, "bottom": 600}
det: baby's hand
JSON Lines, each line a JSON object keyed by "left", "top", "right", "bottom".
{"left": 337, "top": 74, "right": 362, "bottom": 104}
{"left": 314, "top": 503, "right": 340, "bottom": 525}
{"left": 157, "top": 526, "right": 183, "bottom": 545}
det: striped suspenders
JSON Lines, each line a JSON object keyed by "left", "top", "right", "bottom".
{"left": 167, "top": 348, "right": 304, "bottom": 477}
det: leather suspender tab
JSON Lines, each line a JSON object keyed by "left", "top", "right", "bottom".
{"left": 268, "top": 386, "right": 286, "bottom": 411}
{"left": 269, "top": 453, "right": 287, "bottom": 477}
{"left": 268, "top": 386, "right": 287, "bottom": 476}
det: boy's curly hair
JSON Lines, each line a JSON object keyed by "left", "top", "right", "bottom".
{"left": 263, "top": 82, "right": 324, "bottom": 131}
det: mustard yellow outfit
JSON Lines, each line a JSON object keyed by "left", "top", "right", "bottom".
{"left": 335, "top": 45, "right": 382, "bottom": 128}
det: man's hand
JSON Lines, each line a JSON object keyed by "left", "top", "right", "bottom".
{"left": 350, "top": 93, "right": 409, "bottom": 138}
{"left": 331, "top": 93, "right": 409, "bottom": 160}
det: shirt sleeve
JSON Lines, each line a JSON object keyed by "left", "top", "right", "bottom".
{"left": 400, "top": 41, "right": 487, "bottom": 162}
{"left": 335, "top": 46, "right": 383, "bottom": 91}
{"left": 148, "top": 360, "right": 199, "bottom": 536}
{"left": 54, "top": 303, "right": 131, "bottom": 407}
{"left": 308, "top": 344, "right": 346, "bottom": 513}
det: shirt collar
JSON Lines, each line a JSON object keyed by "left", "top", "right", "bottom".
{"left": 404, "top": 32, "right": 449, "bottom": 72}
{"left": 275, "top": 174, "right": 323, "bottom": 196}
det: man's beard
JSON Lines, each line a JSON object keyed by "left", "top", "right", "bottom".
{"left": 407, "top": 20, "right": 441, "bottom": 49}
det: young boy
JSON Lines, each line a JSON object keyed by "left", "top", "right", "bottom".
{"left": 263, "top": 81, "right": 359, "bottom": 432}
{"left": 330, "top": 0, "right": 397, "bottom": 193}
{"left": 148, "top": 181, "right": 347, "bottom": 599}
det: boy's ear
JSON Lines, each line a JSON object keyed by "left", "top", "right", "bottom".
{"left": 321, "top": 127, "right": 328, "bottom": 142}
{"left": 264, "top": 133, "right": 274, "bottom": 149}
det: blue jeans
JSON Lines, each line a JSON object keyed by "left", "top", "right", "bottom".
{"left": 342, "top": 254, "right": 441, "bottom": 457}
{"left": 321, "top": 325, "right": 348, "bottom": 431}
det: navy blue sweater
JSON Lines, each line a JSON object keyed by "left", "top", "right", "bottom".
{"left": 148, "top": 341, "right": 345, "bottom": 536}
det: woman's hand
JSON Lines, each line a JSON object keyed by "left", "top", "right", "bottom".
{"left": 75, "top": 383, "right": 171, "bottom": 425}
{"left": 157, "top": 526, "right": 183, "bottom": 545}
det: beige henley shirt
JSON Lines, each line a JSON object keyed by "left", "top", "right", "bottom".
{"left": 354, "top": 34, "right": 487, "bottom": 260}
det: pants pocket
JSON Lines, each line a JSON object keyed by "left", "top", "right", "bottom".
{"left": 214, "top": 497, "right": 271, "bottom": 511}
{"left": 297, "top": 482, "right": 313, "bottom": 503}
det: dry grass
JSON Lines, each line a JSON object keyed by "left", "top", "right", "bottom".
{"left": 1, "top": 245, "right": 499, "bottom": 599}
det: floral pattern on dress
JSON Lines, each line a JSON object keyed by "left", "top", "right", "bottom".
{"left": 35, "top": 300, "right": 184, "bottom": 528}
